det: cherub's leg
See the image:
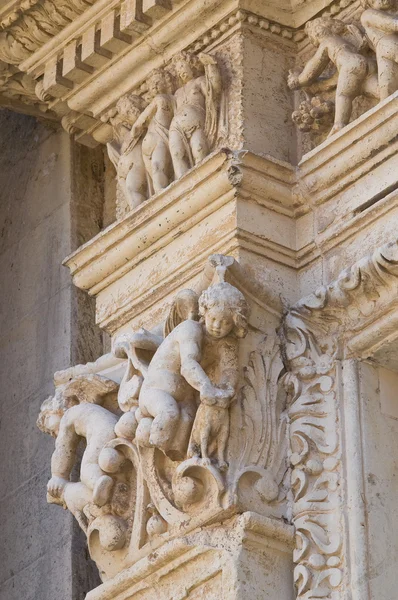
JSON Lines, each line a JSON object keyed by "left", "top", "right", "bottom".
{"left": 377, "top": 56, "right": 398, "bottom": 100}
{"left": 200, "top": 420, "right": 212, "bottom": 466}
{"left": 362, "top": 72, "right": 380, "bottom": 100}
{"left": 125, "top": 163, "right": 148, "bottom": 208}
{"left": 151, "top": 140, "right": 172, "bottom": 191}
{"left": 190, "top": 129, "right": 209, "bottom": 165}
{"left": 135, "top": 417, "right": 153, "bottom": 447}
{"left": 329, "top": 62, "right": 366, "bottom": 136}
{"left": 142, "top": 389, "right": 180, "bottom": 454}
{"left": 169, "top": 128, "right": 191, "bottom": 179}
{"left": 171, "top": 396, "right": 197, "bottom": 459}
{"left": 328, "top": 93, "right": 354, "bottom": 137}
{"left": 81, "top": 457, "right": 114, "bottom": 507}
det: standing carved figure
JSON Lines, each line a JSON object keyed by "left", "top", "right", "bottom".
{"left": 361, "top": 0, "right": 398, "bottom": 99}
{"left": 127, "top": 69, "right": 176, "bottom": 195}
{"left": 107, "top": 94, "right": 148, "bottom": 217}
{"left": 135, "top": 281, "right": 248, "bottom": 462}
{"left": 187, "top": 283, "right": 249, "bottom": 469}
{"left": 288, "top": 17, "right": 379, "bottom": 136}
{"left": 169, "top": 51, "right": 222, "bottom": 178}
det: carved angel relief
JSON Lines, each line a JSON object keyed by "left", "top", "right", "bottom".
{"left": 290, "top": 5, "right": 398, "bottom": 142}
{"left": 103, "top": 51, "right": 224, "bottom": 218}
{"left": 289, "top": 17, "right": 379, "bottom": 139}
{"left": 38, "top": 254, "right": 289, "bottom": 579}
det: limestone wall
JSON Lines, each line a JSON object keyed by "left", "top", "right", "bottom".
{"left": 0, "top": 110, "right": 103, "bottom": 600}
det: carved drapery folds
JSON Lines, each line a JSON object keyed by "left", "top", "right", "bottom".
{"left": 103, "top": 51, "right": 224, "bottom": 218}
{"left": 37, "top": 254, "right": 289, "bottom": 580}
{"left": 281, "top": 238, "right": 398, "bottom": 600}
{"left": 289, "top": 3, "right": 398, "bottom": 141}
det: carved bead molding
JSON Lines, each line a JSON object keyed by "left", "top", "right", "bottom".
{"left": 281, "top": 238, "right": 398, "bottom": 600}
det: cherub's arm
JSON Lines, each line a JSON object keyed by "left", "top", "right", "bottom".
{"left": 128, "top": 100, "right": 157, "bottom": 138}
{"left": 199, "top": 53, "right": 222, "bottom": 97}
{"left": 179, "top": 335, "right": 213, "bottom": 393}
{"left": 217, "top": 339, "right": 239, "bottom": 394}
{"left": 51, "top": 413, "right": 80, "bottom": 480}
{"left": 295, "top": 46, "right": 330, "bottom": 87}
{"left": 361, "top": 8, "right": 398, "bottom": 33}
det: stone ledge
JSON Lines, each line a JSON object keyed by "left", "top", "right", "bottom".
{"left": 64, "top": 150, "right": 296, "bottom": 333}
{"left": 85, "top": 512, "right": 294, "bottom": 600}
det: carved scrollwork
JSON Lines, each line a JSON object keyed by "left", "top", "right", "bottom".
{"left": 280, "top": 325, "right": 343, "bottom": 600}
{"left": 281, "top": 239, "right": 398, "bottom": 600}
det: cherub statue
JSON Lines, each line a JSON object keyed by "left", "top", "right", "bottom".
{"left": 106, "top": 94, "right": 148, "bottom": 217}
{"left": 288, "top": 17, "right": 379, "bottom": 136}
{"left": 186, "top": 283, "right": 249, "bottom": 469}
{"left": 126, "top": 69, "right": 176, "bottom": 195}
{"left": 112, "top": 289, "right": 200, "bottom": 441}
{"left": 169, "top": 51, "right": 222, "bottom": 178}
{"left": 135, "top": 281, "right": 249, "bottom": 461}
{"left": 360, "top": 0, "right": 398, "bottom": 99}
{"left": 37, "top": 378, "right": 122, "bottom": 525}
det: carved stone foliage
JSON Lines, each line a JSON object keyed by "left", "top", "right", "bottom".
{"left": 281, "top": 239, "right": 398, "bottom": 600}
{"left": 289, "top": 4, "right": 398, "bottom": 142}
{"left": 103, "top": 51, "right": 224, "bottom": 218}
{"left": 0, "top": 0, "right": 96, "bottom": 64}
{"left": 38, "top": 254, "right": 289, "bottom": 579}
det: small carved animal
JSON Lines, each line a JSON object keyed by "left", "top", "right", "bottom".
{"left": 187, "top": 392, "right": 232, "bottom": 470}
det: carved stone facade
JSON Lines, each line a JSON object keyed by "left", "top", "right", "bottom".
{"left": 2, "top": 0, "right": 398, "bottom": 599}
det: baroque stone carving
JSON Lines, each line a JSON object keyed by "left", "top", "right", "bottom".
{"left": 360, "top": 0, "right": 398, "bottom": 99}
{"left": 37, "top": 375, "right": 129, "bottom": 551}
{"left": 105, "top": 94, "right": 148, "bottom": 218}
{"left": 281, "top": 238, "right": 398, "bottom": 600}
{"left": 105, "top": 52, "right": 223, "bottom": 217}
{"left": 288, "top": 17, "right": 379, "bottom": 137}
{"left": 38, "top": 253, "right": 290, "bottom": 580}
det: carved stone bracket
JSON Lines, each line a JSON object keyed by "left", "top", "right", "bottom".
{"left": 38, "top": 253, "right": 290, "bottom": 582}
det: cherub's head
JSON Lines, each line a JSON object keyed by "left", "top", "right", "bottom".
{"left": 360, "top": 0, "right": 394, "bottom": 9}
{"left": 171, "top": 51, "right": 203, "bottom": 84}
{"left": 113, "top": 94, "right": 145, "bottom": 127}
{"left": 199, "top": 282, "right": 249, "bottom": 339}
{"left": 305, "top": 17, "right": 346, "bottom": 46}
{"left": 147, "top": 69, "right": 175, "bottom": 100}
{"left": 36, "top": 390, "right": 68, "bottom": 437}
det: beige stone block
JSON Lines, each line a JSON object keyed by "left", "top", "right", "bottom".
{"left": 100, "top": 12, "right": 132, "bottom": 54}
{"left": 85, "top": 514, "right": 294, "bottom": 600}
{"left": 81, "top": 28, "right": 113, "bottom": 69}
{"left": 43, "top": 56, "right": 74, "bottom": 98}
{"left": 63, "top": 40, "right": 94, "bottom": 84}
{"left": 142, "top": 0, "right": 171, "bottom": 20}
